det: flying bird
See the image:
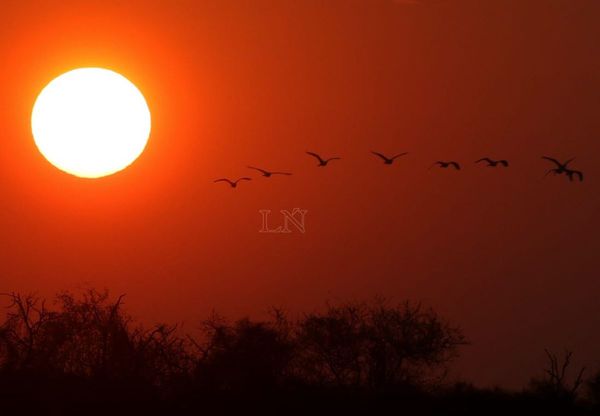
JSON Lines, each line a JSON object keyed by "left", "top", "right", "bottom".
{"left": 542, "top": 156, "right": 582, "bottom": 181}
{"left": 247, "top": 166, "right": 292, "bottom": 177}
{"left": 214, "top": 177, "right": 252, "bottom": 188}
{"left": 475, "top": 157, "right": 509, "bottom": 167}
{"left": 306, "top": 151, "right": 341, "bottom": 167}
{"left": 431, "top": 161, "right": 461, "bottom": 170}
{"left": 371, "top": 151, "right": 408, "bottom": 165}
{"left": 541, "top": 156, "right": 574, "bottom": 174}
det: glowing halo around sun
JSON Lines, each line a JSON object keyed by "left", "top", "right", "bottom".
{"left": 31, "top": 68, "right": 151, "bottom": 178}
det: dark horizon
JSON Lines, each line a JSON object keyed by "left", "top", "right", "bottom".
{"left": 1, "top": 288, "right": 597, "bottom": 415}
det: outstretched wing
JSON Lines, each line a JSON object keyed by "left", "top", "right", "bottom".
{"left": 214, "top": 178, "right": 234, "bottom": 186}
{"left": 236, "top": 177, "right": 252, "bottom": 183}
{"left": 391, "top": 152, "right": 408, "bottom": 160}
{"left": 271, "top": 171, "right": 293, "bottom": 176}
{"left": 247, "top": 166, "right": 269, "bottom": 174}
{"left": 449, "top": 162, "right": 461, "bottom": 170}
{"left": 475, "top": 157, "right": 492, "bottom": 164}
{"left": 541, "top": 156, "right": 562, "bottom": 168}
{"left": 325, "top": 157, "right": 341, "bottom": 163}
{"left": 429, "top": 161, "right": 442, "bottom": 169}
{"left": 371, "top": 151, "right": 389, "bottom": 161}
{"left": 306, "top": 151, "right": 325, "bottom": 164}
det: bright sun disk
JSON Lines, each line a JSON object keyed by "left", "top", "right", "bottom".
{"left": 31, "top": 67, "right": 151, "bottom": 178}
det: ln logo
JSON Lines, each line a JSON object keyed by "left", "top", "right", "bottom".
{"left": 259, "top": 208, "right": 308, "bottom": 234}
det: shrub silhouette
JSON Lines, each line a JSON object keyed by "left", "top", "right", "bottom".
{"left": 0, "top": 289, "right": 597, "bottom": 415}
{"left": 294, "top": 300, "right": 466, "bottom": 391}
{"left": 191, "top": 315, "right": 295, "bottom": 392}
{"left": 528, "top": 349, "right": 585, "bottom": 405}
{"left": 0, "top": 290, "right": 189, "bottom": 387}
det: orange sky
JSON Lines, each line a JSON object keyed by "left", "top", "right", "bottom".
{"left": 0, "top": 0, "right": 599, "bottom": 388}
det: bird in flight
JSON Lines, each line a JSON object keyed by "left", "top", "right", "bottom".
{"left": 306, "top": 151, "right": 341, "bottom": 167}
{"left": 214, "top": 177, "right": 252, "bottom": 188}
{"left": 541, "top": 156, "right": 582, "bottom": 181}
{"left": 431, "top": 161, "right": 461, "bottom": 170}
{"left": 541, "top": 156, "right": 574, "bottom": 174}
{"left": 475, "top": 157, "right": 509, "bottom": 167}
{"left": 247, "top": 166, "right": 293, "bottom": 177}
{"left": 371, "top": 151, "right": 408, "bottom": 165}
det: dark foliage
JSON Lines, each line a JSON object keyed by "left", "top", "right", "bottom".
{"left": 0, "top": 289, "right": 596, "bottom": 415}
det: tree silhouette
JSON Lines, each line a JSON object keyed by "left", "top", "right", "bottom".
{"left": 0, "top": 289, "right": 597, "bottom": 414}
{"left": 295, "top": 300, "right": 466, "bottom": 391}
{"left": 529, "top": 349, "right": 586, "bottom": 405}
{"left": 191, "top": 314, "right": 295, "bottom": 392}
{"left": 0, "top": 292, "right": 59, "bottom": 373}
{"left": 0, "top": 290, "right": 189, "bottom": 388}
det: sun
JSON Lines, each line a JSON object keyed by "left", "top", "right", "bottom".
{"left": 31, "top": 68, "right": 151, "bottom": 178}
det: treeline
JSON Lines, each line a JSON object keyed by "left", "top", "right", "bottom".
{"left": 0, "top": 289, "right": 597, "bottom": 415}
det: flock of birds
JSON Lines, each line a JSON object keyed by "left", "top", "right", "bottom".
{"left": 213, "top": 152, "right": 584, "bottom": 188}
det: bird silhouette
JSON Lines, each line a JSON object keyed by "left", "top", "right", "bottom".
{"left": 431, "top": 161, "right": 461, "bottom": 170}
{"left": 475, "top": 157, "right": 509, "bottom": 167}
{"left": 214, "top": 177, "right": 252, "bottom": 188}
{"left": 371, "top": 151, "right": 408, "bottom": 165}
{"left": 306, "top": 151, "right": 341, "bottom": 167}
{"left": 542, "top": 156, "right": 574, "bottom": 174}
{"left": 247, "top": 166, "right": 292, "bottom": 177}
{"left": 542, "top": 156, "right": 583, "bottom": 181}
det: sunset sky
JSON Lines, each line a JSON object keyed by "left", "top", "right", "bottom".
{"left": 0, "top": 0, "right": 599, "bottom": 388}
